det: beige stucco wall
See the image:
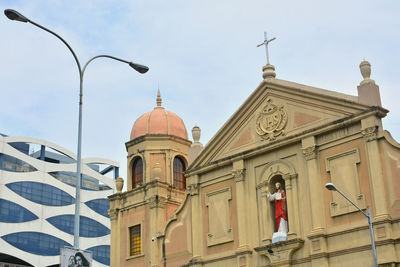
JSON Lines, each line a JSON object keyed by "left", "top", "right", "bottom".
{"left": 380, "top": 135, "right": 400, "bottom": 219}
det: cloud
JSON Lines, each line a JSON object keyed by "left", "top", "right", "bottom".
{"left": 1, "top": 0, "right": 399, "bottom": 178}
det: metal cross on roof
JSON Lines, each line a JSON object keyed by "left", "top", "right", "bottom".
{"left": 257, "top": 32, "right": 276, "bottom": 64}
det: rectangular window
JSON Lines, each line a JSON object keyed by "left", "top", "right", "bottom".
{"left": 129, "top": 225, "right": 141, "bottom": 256}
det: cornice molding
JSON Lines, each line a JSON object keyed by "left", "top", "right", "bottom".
{"left": 186, "top": 107, "right": 386, "bottom": 177}
{"left": 125, "top": 134, "right": 192, "bottom": 148}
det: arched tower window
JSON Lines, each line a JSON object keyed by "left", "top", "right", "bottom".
{"left": 132, "top": 157, "right": 143, "bottom": 188}
{"left": 173, "top": 157, "right": 186, "bottom": 190}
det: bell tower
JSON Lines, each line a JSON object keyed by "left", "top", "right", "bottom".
{"left": 109, "top": 91, "right": 191, "bottom": 267}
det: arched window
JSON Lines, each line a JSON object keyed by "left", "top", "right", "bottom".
{"left": 132, "top": 158, "right": 143, "bottom": 188}
{"left": 173, "top": 157, "right": 186, "bottom": 190}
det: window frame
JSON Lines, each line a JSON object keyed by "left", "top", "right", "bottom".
{"left": 131, "top": 157, "right": 144, "bottom": 189}
{"left": 127, "top": 223, "right": 143, "bottom": 259}
{"left": 173, "top": 156, "right": 186, "bottom": 190}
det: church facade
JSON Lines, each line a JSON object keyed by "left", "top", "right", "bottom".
{"left": 109, "top": 60, "right": 400, "bottom": 267}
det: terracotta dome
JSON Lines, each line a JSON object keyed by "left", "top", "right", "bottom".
{"left": 130, "top": 91, "right": 188, "bottom": 140}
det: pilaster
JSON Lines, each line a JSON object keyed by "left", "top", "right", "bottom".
{"left": 232, "top": 160, "right": 249, "bottom": 250}
{"left": 166, "top": 149, "right": 171, "bottom": 184}
{"left": 282, "top": 174, "right": 298, "bottom": 240}
{"left": 259, "top": 187, "right": 272, "bottom": 243}
{"left": 301, "top": 136, "right": 326, "bottom": 234}
{"left": 109, "top": 207, "right": 121, "bottom": 267}
{"left": 302, "top": 136, "right": 328, "bottom": 265}
{"left": 145, "top": 150, "right": 151, "bottom": 184}
{"left": 361, "top": 116, "right": 389, "bottom": 221}
{"left": 307, "top": 232, "right": 329, "bottom": 267}
{"left": 149, "top": 195, "right": 166, "bottom": 267}
{"left": 188, "top": 174, "right": 203, "bottom": 261}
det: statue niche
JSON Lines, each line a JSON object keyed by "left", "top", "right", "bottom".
{"left": 266, "top": 175, "right": 288, "bottom": 243}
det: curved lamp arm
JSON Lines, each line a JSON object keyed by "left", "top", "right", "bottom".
{"left": 5, "top": 9, "right": 83, "bottom": 79}
{"left": 83, "top": 55, "right": 149, "bottom": 78}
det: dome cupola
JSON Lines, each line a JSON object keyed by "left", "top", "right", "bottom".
{"left": 130, "top": 90, "right": 188, "bottom": 140}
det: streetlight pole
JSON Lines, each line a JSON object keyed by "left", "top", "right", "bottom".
{"left": 325, "top": 183, "right": 378, "bottom": 267}
{"left": 4, "top": 9, "right": 149, "bottom": 249}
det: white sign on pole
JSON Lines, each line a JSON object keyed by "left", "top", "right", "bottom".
{"left": 60, "top": 247, "right": 93, "bottom": 267}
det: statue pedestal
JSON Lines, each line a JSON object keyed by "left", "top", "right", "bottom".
{"left": 255, "top": 238, "right": 304, "bottom": 267}
{"left": 272, "top": 232, "right": 287, "bottom": 243}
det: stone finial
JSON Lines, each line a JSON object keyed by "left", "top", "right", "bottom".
{"left": 115, "top": 177, "right": 124, "bottom": 193}
{"left": 192, "top": 126, "right": 201, "bottom": 143}
{"left": 359, "top": 59, "right": 375, "bottom": 85}
{"left": 156, "top": 89, "right": 162, "bottom": 107}
{"left": 357, "top": 59, "right": 381, "bottom": 106}
{"left": 262, "top": 63, "right": 276, "bottom": 80}
{"left": 188, "top": 126, "right": 204, "bottom": 165}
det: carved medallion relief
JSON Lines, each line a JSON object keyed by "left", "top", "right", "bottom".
{"left": 255, "top": 98, "right": 288, "bottom": 141}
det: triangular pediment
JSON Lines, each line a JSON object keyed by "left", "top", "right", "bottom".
{"left": 189, "top": 78, "right": 370, "bottom": 169}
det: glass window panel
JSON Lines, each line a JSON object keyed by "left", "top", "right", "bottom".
{"left": 1, "top": 154, "right": 37, "bottom": 173}
{"left": 48, "top": 171, "right": 111, "bottom": 191}
{"left": 44, "top": 146, "right": 75, "bottom": 163}
{"left": 1, "top": 232, "right": 71, "bottom": 256}
{"left": 46, "top": 215, "right": 110, "bottom": 237}
{"left": 8, "top": 142, "right": 76, "bottom": 164}
{"left": 0, "top": 199, "right": 38, "bottom": 223}
{"left": 87, "top": 245, "right": 110, "bottom": 265}
{"left": 8, "top": 142, "right": 31, "bottom": 155}
{"left": 85, "top": 198, "right": 109, "bottom": 218}
{"left": 6, "top": 182, "right": 74, "bottom": 206}
{"left": 88, "top": 163, "right": 116, "bottom": 179}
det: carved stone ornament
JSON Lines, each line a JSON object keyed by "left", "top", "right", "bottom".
{"left": 232, "top": 169, "right": 246, "bottom": 183}
{"left": 108, "top": 209, "right": 119, "bottom": 221}
{"left": 188, "top": 183, "right": 199, "bottom": 196}
{"left": 302, "top": 145, "right": 317, "bottom": 161}
{"left": 256, "top": 98, "right": 288, "bottom": 141}
{"left": 149, "top": 195, "right": 166, "bottom": 209}
{"left": 362, "top": 126, "right": 378, "bottom": 142}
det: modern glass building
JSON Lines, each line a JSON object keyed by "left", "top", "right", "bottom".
{"left": 0, "top": 135, "right": 118, "bottom": 267}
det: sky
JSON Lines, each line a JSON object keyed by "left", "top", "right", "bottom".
{"left": 1, "top": 0, "right": 400, "bottom": 179}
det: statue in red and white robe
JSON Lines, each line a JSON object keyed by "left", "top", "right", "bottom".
{"left": 266, "top": 182, "right": 288, "bottom": 233}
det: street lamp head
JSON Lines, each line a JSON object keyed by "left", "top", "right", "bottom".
{"left": 129, "top": 62, "right": 149, "bottom": 74}
{"left": 325, "top": 182, "right": 337, "bottom": 191}
{"left": 4, "top": 9, "right": 29, "bottom": 23}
